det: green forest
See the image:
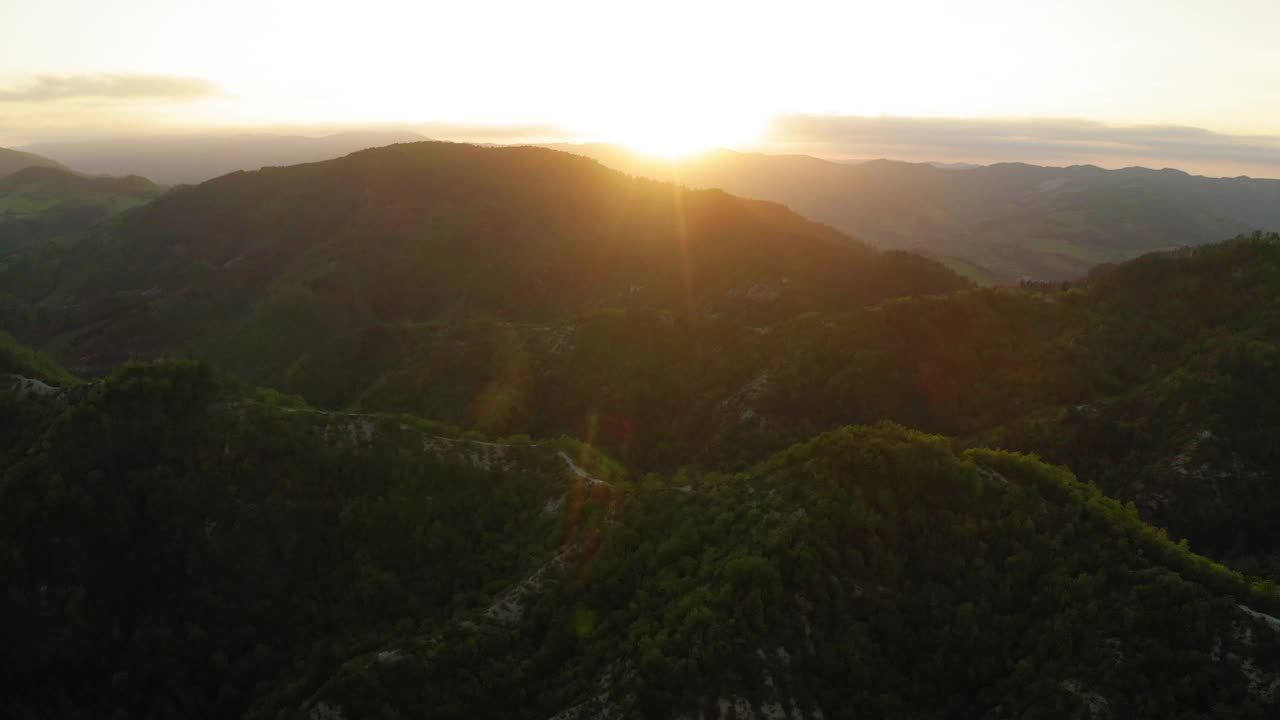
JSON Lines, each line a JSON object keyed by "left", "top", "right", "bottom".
{"left": 6, "top": 358, "right": 1280, "bottom": 718}
{"left": 5, "top": 142, "right": 1280, "bottom": 718}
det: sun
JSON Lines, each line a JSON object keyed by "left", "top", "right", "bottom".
{"left": 578, "top": 109, "right": 766, "bottom": 159}
{"left": 625, "top": 134, "right": 712, "bottom": 159}
{"left": 619, "top": 123, "right": 730, "bottom": 159}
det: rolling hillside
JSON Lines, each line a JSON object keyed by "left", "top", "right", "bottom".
{"left": 5, "top": 356, "right": 1280, "bottom": 718}
{"left": 551, "top": 144, "right": 1280, "bottom": 282}
{"left": 5, "top": 143, "right": 1280, "bottom": 580}
{"left": 0, "top": 166, "right": 164, "bottom": 252}
{"left": 3, "top": 142, "right": 1280, "bottom": 718}
{"left": 11, "top": 141, "right": 966, "bottom": 377}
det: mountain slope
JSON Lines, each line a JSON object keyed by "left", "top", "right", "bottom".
{"left": 101, "top": 226, "right": 1275, "bottom": 573}
{"left": 308, "top": 423, "right": 1280, "bottom": 720}
{"left": 5, "top": 360, "right": 1280, "bottom": 719}
{"left": 234, "top": 229, "right": 1280, "bottom": 572}
{"left": 0, "top": 328, "right": 74, "bottom": 385}
{"left": 683, "top": 233, "right": 1280, "bottom": 570}
{"left": 16, "top": 140, "right": 966, "bottom": 377}
{"left": 0, "top": 147, "right": 64, "bottom": 177}
{"left": 9, "top": 144, "right": 1280, "bottom": 577}
{"left": 0, "top": 359, "right": 619, "bottom": 718}
{"left": 0, "top": 166, "right": 164, "bottom": 251}
{"left": 550, "top": 144, "right": 1280, "bottom": 282}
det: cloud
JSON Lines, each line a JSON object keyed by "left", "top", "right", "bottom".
{"left": 763, "top": 115, "right": 1280, "bottom": 177}
{"left": 0, "top": 73, "right": 222, "bottom": 103}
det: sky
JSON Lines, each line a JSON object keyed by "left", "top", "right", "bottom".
{"left": 3, "top": 0, "right": 1280, "bottom": 176}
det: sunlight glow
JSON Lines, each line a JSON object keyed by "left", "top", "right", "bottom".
{"left": 4, "top": 0, "right": 1280, "bottom": 174}
{"left": 579, "top": 110, "right": 767, "bottom": 159}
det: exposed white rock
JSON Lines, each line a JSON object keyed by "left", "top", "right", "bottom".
{"left": 542, "top": 494, "right": 567, "bottom": 515}
{"left": 1239, "top": 604, "right": 1280, "bottom": 632}
{"left": 484, "top": 549, "right": 569, "bottom": 624}
{"left": 557, "top": 450, "right": 613, "bottom": 488}
{"left": 1060, "top": 679, "right": 1110, "bottom": 718}
{"left": 5, "top": 375, "right": 57, "bottom": 397}
{"left": 309, "top": 702, "right": 346, "bottom": 720}
{"left": 759, "top": 701, "right": 787, "bottom": 720}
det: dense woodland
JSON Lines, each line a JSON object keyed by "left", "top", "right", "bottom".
{"left": 6, "top": 358, "right": 1280, "bottom": 719}
{"left": 5, "top": 142, "right": 1280, "bottom": 717}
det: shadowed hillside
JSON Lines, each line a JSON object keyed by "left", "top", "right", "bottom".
{"left": 5, "top": 357, "right": 1280, "bottom": 719}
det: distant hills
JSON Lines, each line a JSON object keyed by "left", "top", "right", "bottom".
{"left": 7, "top": 142, "right": 1280, "bottom": 573}
{"left": 19, "top": 130, "right": 427, "bottom": 185}
{"left": 0, "top": 166, "right": 163, "bottom": 252}
{"left": 550, "top": 143, "right": 1280, "bottom": 282}
{"left": 11, "top": 140, "right": 965, "bottom": 379}
{"left": 21, "top": 132, "right": 1280, "bottom": 284}
{"left": 0, "top": 147, "right": 64, "bottom": 177}
{"left": 0, "top": 165, "right": 166, "bottom": 337}
{"left": 6, "top": 141, "right": 1280, "bottom": 717}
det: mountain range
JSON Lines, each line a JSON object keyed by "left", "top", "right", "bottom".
{"left": 8, "top": 141, "right": 964, "bottom": 376}
{"left": 15, "top": 133, "right": 1280, "bottom": 285}
{"left": 549, "top": 143, "right": 1280, "bottom": 282}
{"left": 19, "top": 130, "right": 427, "bottom": 185}
{"left": 4, "top": 141, "right": 1278, "bottom": 564}
{"left": 4, "top": 140, "right": 1280, "bottom": 717}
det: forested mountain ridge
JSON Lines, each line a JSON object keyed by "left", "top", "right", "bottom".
{"left": 4, "top": 143, "right": 1280, "bottom": 575}
{"left": 8, "top": 140, "right": 966, "bottom": 375}
{"left": 29, "top": 226, "right": 1280, "bottom": 576}
{"left": 0, "top": 358, "right": 621, "bottom": 719}
{"left": 549, "top": 143, "right": 1280, "bottom": 282}
{"left": 5, "top": 141, "right": 1280, "bottom": 716}
{"left": 6, "top": 357, "right": 1280, "bottom": 719}
{"left": 688, "top": 233, "right": 1280, "bottom": 572}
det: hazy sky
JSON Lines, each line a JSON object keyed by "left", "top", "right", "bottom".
{"left": 4, "top": 0, "right": 1280, "bottom": 175}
